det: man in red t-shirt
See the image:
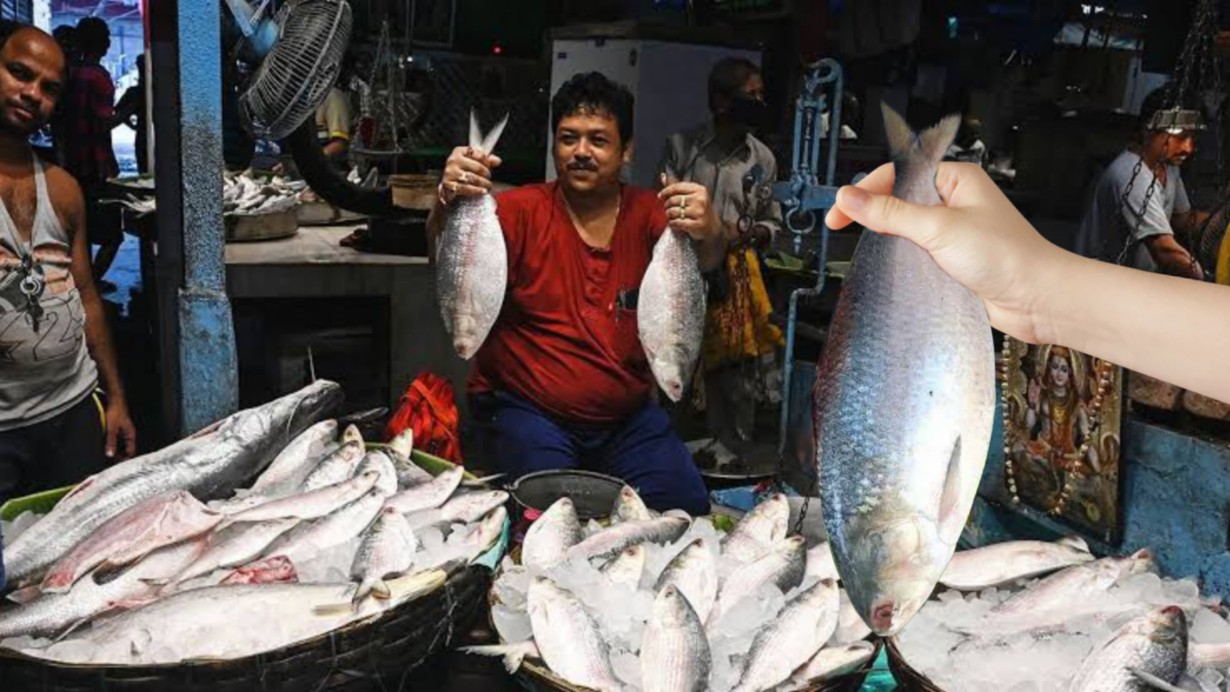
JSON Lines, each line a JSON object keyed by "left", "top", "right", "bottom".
{"left": 426, "top": 72, "right": 728, "bottom": 515}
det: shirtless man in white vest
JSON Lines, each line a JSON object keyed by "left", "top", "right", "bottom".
{"left": 0, "top": 23, "right": 135, "bottom": 513}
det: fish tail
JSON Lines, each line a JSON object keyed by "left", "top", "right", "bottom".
{"left": 467, "top": 110, "right": 511, "bottom": 155}
{"left": 880, "top": 102, "right": 960, "bottom": 182}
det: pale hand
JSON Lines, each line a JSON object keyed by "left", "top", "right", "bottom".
{"left": 824, "top": 161, "right": 1068, "bottom": 345}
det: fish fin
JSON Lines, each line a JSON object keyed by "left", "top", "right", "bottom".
{"left": 880, "top": 102, "right": 960, "bottom": 167}
{"left": 53, "top": 615, "right": 95, "bottom": 642}
{"left": 5, "top": 585, "right": 42, "bottom": 604}
{"left": 1057, "top": 535, "right": 1091, "bottom": 553}
{"left": 480, "top": 113, "right": 511, "bottom": 155}
{"left": 937, "top": 436, "right": 967, "bottom": 545}
{"left": 1127, "top": 667, "right": 1187, "bottom": 692}
{"left": 461, "top": 641, "right": 538, "bottom": 673}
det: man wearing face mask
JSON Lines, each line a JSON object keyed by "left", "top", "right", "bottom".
{"left": 659, "top": 57, "right": 784, "bottom": 448}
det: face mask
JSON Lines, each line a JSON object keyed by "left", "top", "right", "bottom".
{"left": 727, "top": 95, "right": 768, "bottom": 131}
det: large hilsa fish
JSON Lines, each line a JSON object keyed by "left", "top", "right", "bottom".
{"left": 813, "top": 103, "right": 995, "bottom": 637}
{"left": 436, "top": 111, "right": 510, "bottom": 360}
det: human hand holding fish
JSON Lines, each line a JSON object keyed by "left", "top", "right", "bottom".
{"left": 439, "top": 145, "right": 503, "bottom": 205}
{"left": 824, "top": 160, "right": 1230, "bottom": 405}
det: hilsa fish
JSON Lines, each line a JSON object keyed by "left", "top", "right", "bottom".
{"left": 813, "top": 104, "right": 995, "bottom": 637}
{"left": 437, "top": 111, "right": 510, "bottom": 360}
{"left": 637, "top": 224, "right": 706, "bottom": 402}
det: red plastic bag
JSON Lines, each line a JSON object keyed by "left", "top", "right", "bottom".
{"left": 383, "top": 372, "right": 462, "bottom": 463}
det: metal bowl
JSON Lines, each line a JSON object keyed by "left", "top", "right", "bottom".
{"left": 507, "top": 469, "right": 625, "bottom": 521}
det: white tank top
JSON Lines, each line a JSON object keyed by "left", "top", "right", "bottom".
{"left": 0, "top": 154, "right": 98, "bottom": 430}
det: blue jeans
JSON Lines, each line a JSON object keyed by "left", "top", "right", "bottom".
{"left": 469, "top": 391, "right": 709, "bottom": 516}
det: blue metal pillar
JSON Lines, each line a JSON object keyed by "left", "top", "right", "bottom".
{"left": 151, "top": 0, "right": 238, "bottom": 438}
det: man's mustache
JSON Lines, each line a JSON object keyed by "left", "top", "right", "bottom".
{"left": 567, "top": 161, "right": 599, "bottom": 171}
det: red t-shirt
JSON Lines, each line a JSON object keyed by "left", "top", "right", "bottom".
{"left": 468, "top": 181, "right": 669, "bottom": 425}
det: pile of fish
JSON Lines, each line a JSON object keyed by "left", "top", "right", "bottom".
{"left": 896, "top": 535, "right": 1230, "bottom": 691}
{"left": 0, "top": 380, "right": 507, "bottom": 666}
{"left": 223, "top": 170, "right": 306, "bottom": 215}
{"left": 478, "top": 492, "right": 877, "bottom": 692}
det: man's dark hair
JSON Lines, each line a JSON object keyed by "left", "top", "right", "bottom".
{"left": 708, "top": 57, "right": 760, "bottom": 113}
{"left": 75, "top": 16, "right": 109, "bottom": 58}
{"left": 550, "top": 71, "right": 635, "bottom": 145}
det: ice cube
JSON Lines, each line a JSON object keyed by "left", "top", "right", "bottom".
{"left": 1190, "top": 608, "right": 1230, "bottom": 645}
{"left": 611, "top": 648, "right": 641, "bottom": 687}
{"left": 44, "top": 638, "right": 97, "bottom": 664}
{"left": 492, "top": 603, "right": 533, "bottom": 643}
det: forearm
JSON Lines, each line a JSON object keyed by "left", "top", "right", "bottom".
{"left": 83, "top": 295, "right": 125, "bottom": 403}
{"left": 1042, "top": 253, "right": 1230, "bottom": 402}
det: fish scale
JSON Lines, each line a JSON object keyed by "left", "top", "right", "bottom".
{"left": 637, "top": 227, "right": 706, "bottom": 402}
{"left": 815, "top": 104, "right": 995, "bottom": 637}
{"left": 437, "top": 112, "right": 510, "bottom": 360}
{"left": 1068, "top": 606, "right": 1188, "bottom": 692}
{"left": 640, "top": 585, "right": 711, "bottom": 692}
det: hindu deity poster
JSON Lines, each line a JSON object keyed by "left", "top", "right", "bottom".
{"left": 1001, "top": 337, "right": 1125, "bottom": 544}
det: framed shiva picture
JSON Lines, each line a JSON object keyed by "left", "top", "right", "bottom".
{"left": 1000, "top": 337, "right": 1125, "bottom": 544}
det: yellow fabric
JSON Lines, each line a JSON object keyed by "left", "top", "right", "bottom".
{"left": 315, "top": 88, "right": 352, "bottom": 142}
{"left": 1217, "top": 219, "right": 1230, "bottom": 285}
{"left": 702, "top": 248, "right": 783, "bottom": 369}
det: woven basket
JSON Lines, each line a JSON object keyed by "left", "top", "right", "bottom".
{"left": 489, "top": 547, "right": 879, "bottom": 692}
{"left": 0, "top": 563, "right": 493, "bottom": 692}
{"left": 884, "top": 637, "right": 945, "bottom": 692}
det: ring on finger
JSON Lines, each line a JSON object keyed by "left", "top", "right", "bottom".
{"left": 677, "top": 195, "right": 688, "bottom": 209}
{"left": 460, "top": 171, "right": 470, "bottom": 184}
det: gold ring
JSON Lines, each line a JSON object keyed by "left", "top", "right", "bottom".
{"left": 460, "top": 171, "right": 470, "bottom": 184}
{"left": 450, "top": 181, "right": 459, "bottom": 193}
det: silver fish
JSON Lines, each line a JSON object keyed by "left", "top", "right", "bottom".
{"left": 939, "top": 535, "right": 1094, "bottom": 591}
{"left": 420, "top": 506, "right": 508, "bottom": 572}
{"left": 248, "top": 419, "right": 339, "bottom": 495}
{"left": 354, "top": 450, "right": 399, "bottom": 497}
{"left": 654, "top": 538, "right": 718, "bottom": 624}
{"left": 222, "top": 471, "right": 380, "bottom": 525}
{"left": 1068, "top": 606, "right": 1187, "bottom": 692}
{"left": 350, "top": 507, "right": 419, "bottom": 605}
{"left": 710, "top": 536, "right": 807, "bottom": 628}
{"left": 527, "top": 577, "right": 622, "bottom": 692}
{"left": 262, "top": 488, "right": 386, "bottom": 565}
{"left": 731, "top": 578, "right": 840, "bottom": 692}
{"left": 0, "top": 539, "right": 202, "bottom": 639}
{"left": 782, "top": 641, "right": 877, "bottom": 690}
{"left": 637, "top": 225, "right": 706, "bottom": 401}
{"left": 436, "top": 111, "right": 510, "bottom": 359}
{"left": 612, "top": 485, "right": 653, "bottom": 524}
{"left": 302, "top": 440, "right": 366, "bottom": 492}
{"left": 41, "top": 490, "right": 220, "bottom": 593}
{"left": 567, "top": 516, "right": 691, "bottom": 564}
{"left": 721, "top": 493, "right": 789, "bottom": 564}
{"left": 436, "top": 490, "right": 509, "bottom": 524}
{"left": 169, "top": 517, "right": 301, "bottom": 585}
{"left": 4, "top": 380, "right": 342, "bottom": 587}
{"left": 990, "top": 550, "right": 1156, "bottom": 620}
{"left": 384, "top": 466, "right": 464, "bottom": 515}
{"left": 814, "top": 105, "right": 995, "bottom": 637}
{"left": 522, "top": 497, "right": 583, "bottom": 570}
{"left": 392, "top": 452, "right": 435, "bottom": 489}
{"left": 47, "top": 583, "right": 374, "bottom": 665}
{"left": 600, "top": 545, "right": 645, "bottom": 588}
{"left": 640, "top": 584, "right": 711, "bottom": 692}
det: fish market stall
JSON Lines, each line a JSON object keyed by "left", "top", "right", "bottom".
{"left": 0, "top": 381, "right": 508, "bottom": 691}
